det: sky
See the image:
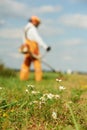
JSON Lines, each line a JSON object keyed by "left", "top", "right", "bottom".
{"left": 0, "top": 0, "right": 87, "bottom": 72}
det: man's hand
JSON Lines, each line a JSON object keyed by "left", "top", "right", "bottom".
{"left": 46, "top": 46, "right": 51, "bottom": 52}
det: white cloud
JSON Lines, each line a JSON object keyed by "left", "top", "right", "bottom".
{"left": 36, "top": 5, "right": 62, "bottom": 13}
{"left": 59, "top": 14, "right": 87, "bottom": 29}
{"left": 70, "top": 0, "right": 87, "bottom": 2}
{"left": 0, "top": 0, "right": 62, "bottom": 19}
{"left": 0, "top": 28, "right": 22, "bottom": 39}
{"left": 62, "top": 38, "right": 83, "bottom": 45}
{"left": 0, "top": 20, "right": 5, "bottom": 25}
{"left": 0, "top": 0, "right": 28, "bottom": 18}
{"left": 39, "top": 25, "right": 64, "bottom": 36}
{"left": 79, "top": 0, "right": 87, "bottom": 1}
{"left": 8, "top": 52, "right": 22, "bottom": 59}
{"left": 64, "top": 56, "right": 72, "bottom": 61}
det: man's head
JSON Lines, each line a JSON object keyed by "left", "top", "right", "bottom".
{"left": 29, "top": 16, "right": 41, "bottom": 27}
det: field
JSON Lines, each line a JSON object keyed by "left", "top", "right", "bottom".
{"left": 0, "top": 66, "right": 87, "bottom": 130}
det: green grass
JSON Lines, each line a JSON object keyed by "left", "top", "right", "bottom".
{"left": 0, "top": 69, "right": 87, "bottom": 130}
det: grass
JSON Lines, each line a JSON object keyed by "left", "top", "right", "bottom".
{"left": 0, "top": 66, "right": 87, "bottom": 130}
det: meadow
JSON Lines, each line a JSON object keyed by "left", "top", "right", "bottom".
{"left": 0, "top": 64, "right": 87, "bottom": 130}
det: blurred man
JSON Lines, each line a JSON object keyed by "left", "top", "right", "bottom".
{"left": 20, "top": 16, "right": 51, "bottom": 81}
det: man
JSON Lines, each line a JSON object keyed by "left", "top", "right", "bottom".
{"left": 20, "top": 16, "right": 51, "bottom": 81}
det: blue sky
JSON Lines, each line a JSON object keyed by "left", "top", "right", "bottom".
{"left": 0, "top": 0, "right": 87, "bottom": 72}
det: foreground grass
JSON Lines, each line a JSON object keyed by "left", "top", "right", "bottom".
{"left": 0, "top": 71, "right": 87, "bottom": 130}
